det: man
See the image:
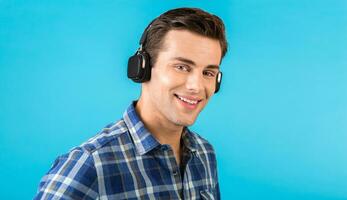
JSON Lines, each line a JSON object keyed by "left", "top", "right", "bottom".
{"left": 34, "top": 7, "right": 227, "bottom": 200}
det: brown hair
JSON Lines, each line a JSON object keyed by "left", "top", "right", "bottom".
{"left": 143, "top": 7, "right": 228, "bottom": 66}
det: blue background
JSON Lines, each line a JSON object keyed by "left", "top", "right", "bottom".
{"left": 1, "top": 0, "right": 346, "bottom": 199}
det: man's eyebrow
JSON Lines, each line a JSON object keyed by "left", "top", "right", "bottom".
{"left": 173, "top": 57, "right": 196, "bottom": 65}
{"left": 206, "top": 65, "right": 220, "bottom": 70}
{"left": 172, "top": 57, "right": 220, "bottom": 69}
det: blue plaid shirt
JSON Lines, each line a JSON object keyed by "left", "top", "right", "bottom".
{"left": 34, "top": 102, "right": 220, "bottom": 200}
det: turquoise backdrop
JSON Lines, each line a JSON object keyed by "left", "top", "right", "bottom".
{"left": 1, "top": 0, "right": 346, "bottom": 199}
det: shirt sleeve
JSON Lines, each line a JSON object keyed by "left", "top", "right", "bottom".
{"left": 33, "top": 148, "right": 99, "bottom": 200}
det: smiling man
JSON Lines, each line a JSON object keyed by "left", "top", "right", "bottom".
{"left": 35, "top": 7, "right": 227, "bottom": 200}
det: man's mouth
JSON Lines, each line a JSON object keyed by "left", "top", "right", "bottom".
{"left": 174, "top": 94, "right": 202, "bottom": 109}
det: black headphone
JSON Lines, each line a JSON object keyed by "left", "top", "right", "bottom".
{"left": 127, "top": 21, "right": 223, "bottom": 93}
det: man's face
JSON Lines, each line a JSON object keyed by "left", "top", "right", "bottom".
{"left": 143, "top": 29, "right": 222, "bottom": 127}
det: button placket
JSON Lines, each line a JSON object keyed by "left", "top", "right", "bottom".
{"left": 155, "top": 144, "right": 183, "bottom": 199}
{"left": 163, "top": 145, "right": 184, "bottom": 199}
{"left": 160, "top": 145, "right": 181, "bottom": 176}
{"left": 181, "top": 149, "right": 197, "bottom": 200}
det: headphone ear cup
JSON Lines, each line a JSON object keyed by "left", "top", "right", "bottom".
{"left": 140, "top": 51, "right": 151, "bottom": 82}
{"left": 215, "top": 72, "right": 222, "bottom": 93}
{"left": 127, "top": 51, "right": 151, "bottom": 83}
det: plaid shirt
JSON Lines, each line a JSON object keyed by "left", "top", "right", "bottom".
{"left": 34, "top": 102, "right": 220, "bottom": 200}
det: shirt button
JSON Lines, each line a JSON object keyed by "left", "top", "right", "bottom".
{"left": 161, "top": 145, "right": 169, "bottom": 151}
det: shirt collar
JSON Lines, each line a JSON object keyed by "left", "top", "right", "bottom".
{"left": 181, "top": 127, "right": 198, "bottom": 152}
{"left": 123, "top": 101, "right": 199, "bottom": 155}
{"left": 123, "top": 101, "right": 160, "bottom": 155}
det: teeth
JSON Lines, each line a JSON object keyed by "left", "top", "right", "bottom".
{"left": 177, "top": 95, "right": 198, "bottom": 105}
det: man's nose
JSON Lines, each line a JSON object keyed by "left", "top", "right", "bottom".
{"left": 185, "top": 72, "right": 204, "bottom": 93}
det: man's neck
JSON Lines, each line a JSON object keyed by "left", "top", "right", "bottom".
{"left": 135, "top": 98, "right": 183, "bottom": 165}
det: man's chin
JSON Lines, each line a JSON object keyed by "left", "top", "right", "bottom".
{"left": 174, "top": 117, "right": 197, "bottom": 127}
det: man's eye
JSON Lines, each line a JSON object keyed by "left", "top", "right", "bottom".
{"left": 175, "top": 65, "right": 190, "bottom": 72}
{"left": 203, "top": 71, "right": 216, "bottom": 77}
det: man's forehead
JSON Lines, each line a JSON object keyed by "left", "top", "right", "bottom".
{"left": 160, "top": 30, "right": 222, "bottom": 66}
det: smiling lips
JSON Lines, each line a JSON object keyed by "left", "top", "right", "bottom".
{"left": 174, "top": 94, "right": 202, "bottom": 109}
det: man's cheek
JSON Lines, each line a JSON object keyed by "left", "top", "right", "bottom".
{"left": 160, "top": 74, "right": 181, "bottom": 86}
